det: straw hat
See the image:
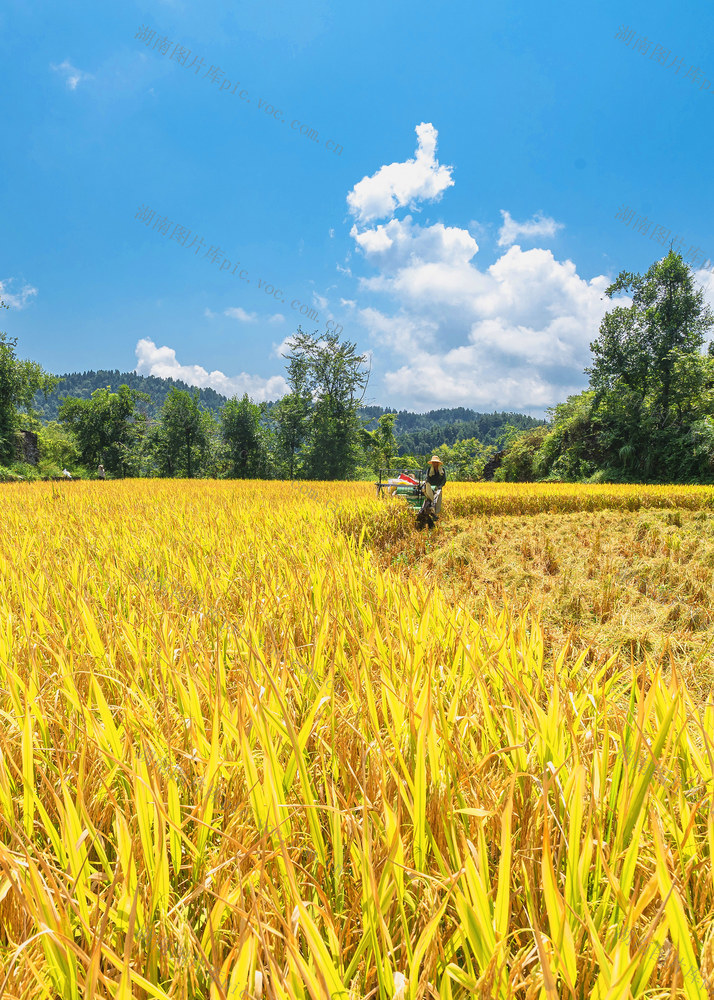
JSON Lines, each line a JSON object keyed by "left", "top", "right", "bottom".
{"left": 428, "top": 455, "right": 443, "bottom": 466}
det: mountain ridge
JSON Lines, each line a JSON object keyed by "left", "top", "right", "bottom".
{"left": 32, "top": 370, "right": 546, "bottom": 452}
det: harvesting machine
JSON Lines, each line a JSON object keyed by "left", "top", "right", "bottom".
{"left": 375, "top": 469, "right": 441, "bottom": 530}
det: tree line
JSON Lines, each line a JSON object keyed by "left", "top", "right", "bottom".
{"left": 2, "top": 328, "right": 375, "bottom": 480}
{"left": 1, "top": 321, "right": 531, "bottom": 481}
{"left": 3, "top": 248, "right": 713, "bottom": 483}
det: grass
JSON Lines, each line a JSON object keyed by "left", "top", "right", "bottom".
{"left": 0, "top": 480, "right": 713, "bottom": 999}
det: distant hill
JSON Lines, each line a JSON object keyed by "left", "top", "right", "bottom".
{"left": 358, "top": 405, "right": 546, "bottom": 455}
{"left": 32, "top": 372, "right": 546, "bottom": 453}
{"left": 33, "top": 370, "right": 231, "bottom": 421}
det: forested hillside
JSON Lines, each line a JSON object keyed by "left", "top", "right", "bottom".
{"left": 360, "top": 405, "right": 545, "bottom": 454}
{"left": 32, "top": 370, "right": 230, "bottom": 420}
{"left": 33, "top": 372, "right": 540, "bottom": 452}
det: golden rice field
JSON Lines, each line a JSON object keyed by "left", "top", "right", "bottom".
{"left": 1, "top": 479, "right": 714, "bottom": 1000}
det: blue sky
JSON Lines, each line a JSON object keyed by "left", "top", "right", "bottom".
{"left": 3, "top": 0, "right": 714, "bottom": 417}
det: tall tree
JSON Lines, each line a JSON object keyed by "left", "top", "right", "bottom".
{"left": 272, "top": 345, "right": 311, "bottom": 478}
{"left": 59, "top": 384, "right": 150, "bottom": 476}
{"left": 587, "top": 250, "right": 714, "bottom": 427}
{"left": 0, "top": 301, "right": 58, "bottom": 464}
{"left": 221, "top": 393, "right": 271, "bottom": 477}
{"left": 582, "top": 250, "right": 714, "bottom": 480}
{"left": 159, "top": 387, "right": 212, "bottom": 478}
{"left": 285, "top": 328, "right": 370, "bottom": 479}
{"left": 363, "top": 412, "right": 399, "bottom": 474}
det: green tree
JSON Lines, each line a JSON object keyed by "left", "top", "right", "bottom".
{"left": 495, "top": 422, "right": 526, "bottom": 451}
{"left": 59, "top": 384, "right": 149, "bottom": 476}
{"left": 286, "top": 328, "right": 370, "bottom": 479}
{"left": 37, "top": 421, "right": 81, "bottom": 472}
{"left": 434, "top": 438, "right": 496, "bottom": 481}
{"left": 221, "top": 393, "right": 271, "bottom": 477}
{"left": 158, "top": 387, "right": 212, "bottom": 478}
{"left": 363, "top": 412, "right": 399, "bottom": 474}
{"left": 587, "top": 251, "right": 714, "bottom": 426}
{"left": 585, "top": 251, "right": 714, "bottom": 481}
{"left": 144, "top": 420, "right": 175, "bottom": 477}
{"left": 273, "top": 348, "right": 312, "bottom": 478}
{"left": 0, "top": 302, "right": 58, "bottom": 464}
{"left": 494, "top": 425, "right": 550, "bottom": 482}
{"left": 531, "top": 392, "right": 605, "bottom": 482}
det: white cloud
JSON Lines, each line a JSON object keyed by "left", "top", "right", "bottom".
{"left": 353, "top": 242, "right": 610, "bottom": 409}
{"left": 695, "top": 266, "right": 714, "bottom": 306}
{"left": 271, "top": 335, "right": 297, "bottom": 359}
{"left": 268, "top": 313, "right": 285, "bottom": 324}
{"left": 50, "top": 60, "right": 93, "bottom": 90}
{"left": 358, "top": 307, "right": 441, "bottom": 357}
{"left": 0, "top": 279, "right": 37, "bottom": 310}
{"left": 224, "top": 307, "right": 258, "bottom": 323}
{"left": 346, "top": 122, "right": 454, "bottom": 225}
{"left": 497, "top": 209, "right": 564, "bottom": 248}
{"left": 351, "top": 215, "right": 479, "bottom": 273}
{"left": 345, "top": 125, "right": 610, "bottom": 412}
{"left": 134, "top": 339, "right": 288, "bottom": 402}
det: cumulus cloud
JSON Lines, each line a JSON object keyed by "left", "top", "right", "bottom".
{"left": 354, "top": 242, "right": 609, "bottom": 409}
{"left": 50, "top": 60, "right": 93, "bottom": 90}
{"left": 134, "top": 339, "right": 288, "bottom": 402}
{"left": 0, "top": 279, "right": 38, "bottom": 309}
{"left": 346, "top": 122, "right": 454, "bottom": 225}
{"left": 346, "top": 125, "right": 610, "bottom": 412}
{"left": 351, "top": 215, "right": 479, "bottom": 274}
{"left": 497, "top": 209, "right": 564, "bottom": 248}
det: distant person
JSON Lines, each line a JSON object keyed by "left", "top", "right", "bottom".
{"left": 97, "top": 464, "right": 106, "bottom": 480}
{"left": 62, "top": 468, "right": 72, "bottom": 479}
{"left": 425, "top": 455, "right": 446, "bottom": 518}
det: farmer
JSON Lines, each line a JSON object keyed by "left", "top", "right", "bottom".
{"left": 425, "top": 455, "right": 446, "bottom": 519}
{"left": 97, "top": 464, "right": 106, "bottom": 480}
